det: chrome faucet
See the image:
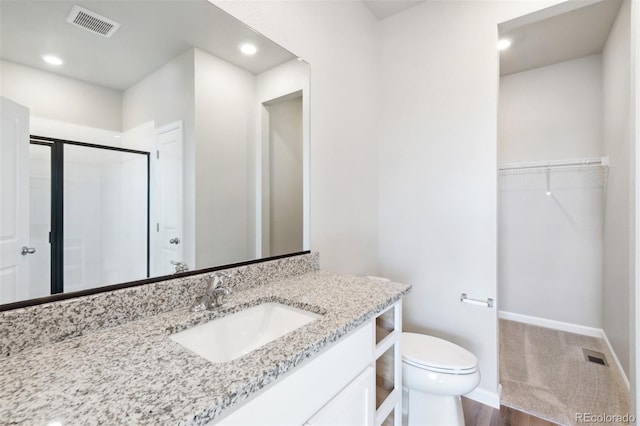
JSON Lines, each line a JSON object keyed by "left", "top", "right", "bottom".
{"left": 192, "top": 271, "right": 232, "bottom": 311}
{"left": 171, "top": 260, "right": 189, "bottom": 273}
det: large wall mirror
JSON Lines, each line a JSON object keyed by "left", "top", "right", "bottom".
{"left": 0, "top": 0, "right": 310, "bottom": 308}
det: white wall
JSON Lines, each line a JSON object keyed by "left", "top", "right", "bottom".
{"left": 499, "top": 54, "right": 604, "bottom": 162}
{"left": 603, "top": 0, "right": 632, "bottom": 378}
{"left": 193, "top": 48, "right": 255, "bottom": 268}
{"left": 632, "top": 0, "right": 639, "bottom": 414}
{"left": 213, "top": 0, "right": 381, "bottom": 275}
{"left": 256, "top": 60, "right": 309, "bottom": 106}
{"left": 267, "top": 96, "right": 303, "bottom": 256}
{"left": 378, "top": 0, "right": 563, "bottom": 405}
{"left": 122, "top": 50, "right": 195, "bottom": 132}
{"left": 30, "top": 117, "right": 122, "bottom": 146}
{"left": 0, "top": 60, "right": 122, "bottom": 132}
{"left": 499, "top": 169, "right": 605, "bottom": 327}
{"left": 498, "top": 54, "right": 605, "bottom": 328}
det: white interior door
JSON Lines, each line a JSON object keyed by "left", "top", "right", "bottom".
{"left": 152, "top": 122, "right": 184, "bottom": 276}
{"left": 0, "top": 97, "right": 30, "bottom": 303}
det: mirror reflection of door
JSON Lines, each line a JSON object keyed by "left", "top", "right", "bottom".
{"left": 152, "top": 121, "right": 185, "bottom": 276}
{"left": 0, "top": 97, "right": 31, "bottom": 303}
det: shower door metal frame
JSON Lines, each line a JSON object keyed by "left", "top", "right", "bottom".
{"left": 30, "top": 135, "right": 151, "bottom": 295}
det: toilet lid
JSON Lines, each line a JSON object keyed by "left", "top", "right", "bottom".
{"left": 402, "top": 332, "right": 478, "bottom": 372}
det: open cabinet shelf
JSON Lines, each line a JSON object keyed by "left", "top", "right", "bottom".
{"left": 374, "top": 301, "right": 402, "bottom": 426}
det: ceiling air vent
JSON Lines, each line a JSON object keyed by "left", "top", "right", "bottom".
{"left": 66, "top": 5, "right": 120, "bottom": 38}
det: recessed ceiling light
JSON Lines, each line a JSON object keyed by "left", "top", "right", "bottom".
{"left": 42, "top": 55, "right": 63, "bottom": 65}
{"left": 497, "top": 39, "right": 512, "bottom": 51}
{"left": 240, "top": 43, "right": 257, "bottom": 56}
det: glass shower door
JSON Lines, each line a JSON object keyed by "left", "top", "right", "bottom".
{"left": 28, "top": 143, "right": 51, "bottom": 298}
{"left": 63, "top": 144, "right": 148, "bottom": 292}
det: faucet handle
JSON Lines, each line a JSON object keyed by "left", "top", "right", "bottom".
{"left": 207, "top": 271, "right": 231, "bottom": 289}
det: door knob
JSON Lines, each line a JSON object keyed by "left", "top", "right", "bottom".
{"left": 21, "top": 246, "right": 36, "bottom": 255}
{"left": 169, "top": 237, "right": 180, "bottom": 245}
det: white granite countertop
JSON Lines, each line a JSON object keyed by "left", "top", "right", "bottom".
{"left": 0, "top": 271, "right": 410, "bottom": 426}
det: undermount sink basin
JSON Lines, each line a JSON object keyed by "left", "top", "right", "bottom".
{"left": 170, "top": 302, "right": 321, "bottom": 363}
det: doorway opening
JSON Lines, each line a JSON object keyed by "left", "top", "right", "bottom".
{"left": 496, "top": 0, "right": 632, "bottom": 422}
{"left": 259, "top": 91, "right": 304, "bottom": 258}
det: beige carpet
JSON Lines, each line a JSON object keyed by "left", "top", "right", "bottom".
{"left": 500, "top": 319, "right": 631, "bottom": 426}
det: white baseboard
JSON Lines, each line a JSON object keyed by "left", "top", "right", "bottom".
{"left": 601, "top": 331, "right": 631, "bottom": 391}
{"left": 464, "top": 387, "right": 500, "bottom": 409}
{"left": 499, "top": 311, "right": 602, "bottom": 338}
{"left": 499, "top": 310, "right": 630, "bottom": 391}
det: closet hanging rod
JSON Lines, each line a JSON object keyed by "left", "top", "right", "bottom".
{"left": 498, "top": 156, "right": 609, "bottom": 172}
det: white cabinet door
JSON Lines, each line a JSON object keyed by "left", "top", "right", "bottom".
{"left": 306, "top": 366, "right": 375, "bottom": 426}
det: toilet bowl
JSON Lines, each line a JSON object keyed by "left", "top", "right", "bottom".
{"left": 401, "top": 332, "right": 480, "bottom": 426}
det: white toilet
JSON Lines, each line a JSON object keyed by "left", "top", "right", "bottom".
{"left": 402, "top": 332, "right": 480, "bottom": 426}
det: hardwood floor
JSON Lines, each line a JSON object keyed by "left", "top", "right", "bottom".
{"left": 462, "top": 397, "right": 559, "bottom": 426}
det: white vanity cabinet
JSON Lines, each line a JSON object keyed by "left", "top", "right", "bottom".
{"left": 305, "top": 366, "right": 375, "bottom": 426}
{"left": 213, "top": 300, "right": 403, "bottom": 426}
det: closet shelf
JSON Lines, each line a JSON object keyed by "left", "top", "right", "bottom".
{"left": 499, "top": 156, "right": 609, "bottom": 173}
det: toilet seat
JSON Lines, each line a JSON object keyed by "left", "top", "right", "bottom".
{"left": 402, "top": 332, "right": 478, "bottom": 375}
